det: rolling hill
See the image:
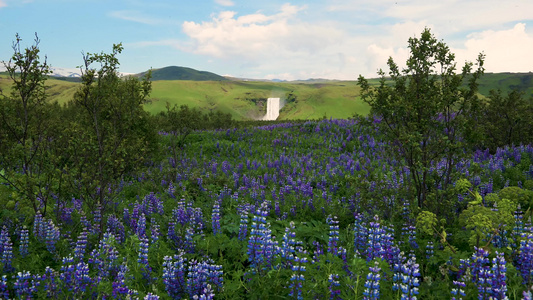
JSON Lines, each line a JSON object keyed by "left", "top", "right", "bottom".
{"left": 1, "top": 68, "right": 532, "bottom": 121}
{"left": 137, "top": 66, "right": 228, "bottom": 81}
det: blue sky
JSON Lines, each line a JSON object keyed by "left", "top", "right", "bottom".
{"left": 1, "top": 0, "right": 532, "bottom": 80}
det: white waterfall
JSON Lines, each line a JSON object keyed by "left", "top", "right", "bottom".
{"left": 262, "top": 98, "right": 280, "bottom": 120}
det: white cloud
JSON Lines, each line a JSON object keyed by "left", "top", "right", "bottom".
{"left": 214, "top": 0, "right": 234, "bottom": 7}
{"left": 0, "top": 0, "right": 6, "bottom": 8}
{"left": 454, "top": 23, "right": 533, "bottom": 73}
{"left": 131, "top": 2, "right": 533, "bottom": 80}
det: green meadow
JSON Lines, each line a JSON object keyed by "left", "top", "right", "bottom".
{"left": 146, "top": 79, "right": 369, "bottom": 120}
{"left": 2, "top": 72, "right": 531, "bottom": 121}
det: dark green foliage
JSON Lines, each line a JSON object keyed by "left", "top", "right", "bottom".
{"left": 63, "top": 43, "right": 157, "bottom": 212}
{"left": 0, "top": 33, "right": 63, "bottom": 214}
{"left": 358, "top": 28, "right": 484, "bottom": 214}
{"left": 498, "top": 186, "right": 533, "bottom": 210}
{"left": 477, "top": 89, "right": 533, "bottom": 151}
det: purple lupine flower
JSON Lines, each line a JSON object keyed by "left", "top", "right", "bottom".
{"left": 144, "top": 292, "right": 160, "bottom": 299}
{"left": 137, "top": 213, "right": 147, "bottom": 238}
{"left": 280, "top": 221, "right": 300, "bottom": 268}
{"left": 0, "top": 275, "right": 8, "bottom": 299}
{"left": 89, "top": 232, "right": 120, "bottom": 280}
{"left": 471, "top": 247, "right": 491, "bottom": 299}
{"left": 491, "top": 251, "right": 507, "bottom": 299}
{"left": 398, "top": 256, "right": 420, "bottom": 300}
{"left": 186, "top": 260, "right": 210, "bottom": 298}
{"left": 192, "top": 284, "right": 215, "bottom": 300}
{"left": 288, "top": 256, "right": 307, "bottom": 300}
{"left": 45, "top": 219, "right": 60, "bottom": 254}
{"left": 13, "top": 271, "right": 35, "bottom": 298}
{"left": 247, "top": 201, "right": 279, "bottom": 271}
{"left": 328, "top": 274, "right": 341, "bottom": 300}
{"left": 367, "top": 215, "right": 384, "bottom": 262}
{"left": 238, "top": 209, "right": 249, "bottom": 241}
{"left": 19, "top": 226, "right": 29, "bottom": 258}
{"left": 33, "top": 212, "right": 46, "bottom": 241}
{"left": 163, "top": 252, "right": 187, "bottom": 299}
{"left": 212, "top": 200, "right": 221, "bottom": 236}
{"left": 74, "top": 227, "right": 88, "bottom": 261}
{"left": 184, "top": 226, "right": 195, "bottom": 254}
{"left": 363, "top": 261, "right": 381, "bottom": 300}
{"left": 327, "top": 215, "right": 340, "bottom": 256}
{"left": 112, "top": 263, "right": 131, "bottom": 298}
{"left": 451, "top": 280, "right": 466, "bottom": 300}
{"left": 167, "top": 220, "right": 179, "bottom": 249}
{"left": 41, "top": 266, "right": 59, "bottom": 298}
{"left": 107, "top": 215, "right": 126, "bottom": 244}
{"left": 426, "top": 241, "right": 434, "bottom": 259}
{"left": 138, "top": 235, "right": 151, "bottom": 280}
{"left": 517, "top": 234, "right": 533, "bottom": 284}
{"left": 0, "top": 226, "right": 13, "bottom": 272}
{"left": 354, "top": 212, "right": 367, "bottom": 256}
{"left": 151, "top": 219, "right": 160, "bottom": 244}
{"left": 142, "top": 192, "right": 165, "bottom": 217}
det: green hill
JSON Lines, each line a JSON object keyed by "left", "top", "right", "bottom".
{"left": 1, "top": 71, "right": 532, "bottom": 121}
{"left": 139, "top": 66, "right": 228, "bottom": 81}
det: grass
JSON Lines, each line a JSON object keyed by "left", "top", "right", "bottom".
{"left": 2, "top": 72, "right": 531, "bottom": 121}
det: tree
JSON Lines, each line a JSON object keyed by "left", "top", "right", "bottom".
{"left": 357, "top": 28, "right": 485, "bottom": 213}
{"left": 66, "top": 44, "right": 156, "bottom": 212}
{"left": 0, "top": 33, "right": 60, "bottom": 215}
{"left": 478, "top": 89, "right": 533, "bottom": 150}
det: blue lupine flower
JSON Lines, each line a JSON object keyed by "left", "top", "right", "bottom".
{"left": 41, "top": 266, "right": 59, "bottom": 298}
{"left": 137, "top": 213, "right": 147, "bottom": 238}
{"left": 163, "top": 252, "right": 187, "bottom": 299}
{"left": 238, "top": 209, "right": 249, "bottom": 241}
{"left": 74, "top": 227, "right": 88, "bottom": 261}
{"left": 471, "top": 247, "right": 491, "bottom": 299}
{"left": 327, "top": 215, "right": 340, "bottom": 256}
{"left": 328, "top": 274, "right": 341, "bottom": 300}
{"left": 363, "top": 261, "right": 381, "bottom": 300}
{"left": 0, "top": 275, "right": 8, "bottom": 299}
{"left": 0, "top": 226, "right": 13, "bottom": 272}
{"left": 426, "top": 241, "right": 434, "bottom": 259}
{"left": 354, "top": 212, "right": 367, "bottom": 256}
{"left": 13, "top": 270, "right": 36, "bottom": 298}
{"left": 247, "top": 201, "right": 279, "bottom": 271}
{"left": 107, "top": 215, "right": 126, "bottom": 244}
{"left": 151, "top": 218, "right": 160, "bottom": 244}
{"left": 212, "top": 200, "right": 221, "bottom": 235}
{"left": 491, "top": 251, "right": 507, "bottom": 299}
{"left": 92, "top": 203, "right": 102, "bottom": 235}
{"left": 138, "top": 235, "right": 151, "bottom": 280}
{"left": 45, "top": 220, "right": 60, "bottom": 254}
{"left": 288, "top": 256, "right": 307, "bottom": 300}
{"left": 19, "top": 226, "right": 29, "bottom": 258}
{"left": 367, "top": 215, "right": 384, "bottom": 262}
{"left": 451, "top": 280, "right": 466, "bottom": 300}
{"left": 517, "top": 234, "right": 533, "bottom": 284}
{"left": 399, "top": 256, "right": 420, "bottom": 300}
{"left": 144, "top": 292, "right": 160, "bottom": 299}
{"left": 89, "top": 232, "right": 120, "bottom": 279}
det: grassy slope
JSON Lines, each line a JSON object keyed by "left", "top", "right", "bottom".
{"left": 145, "top": 80, "right": 367, "bottom": 120}
{"left": 0, "top": 74, "right": 79, "bottom": 105}
{"left": 1, "top": 72, "right": 532, "bottom": 121}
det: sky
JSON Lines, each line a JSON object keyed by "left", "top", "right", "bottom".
{"left": 1, "top": 0, "right": 532, "bottom": 80}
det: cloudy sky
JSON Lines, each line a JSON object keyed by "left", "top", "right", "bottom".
{"left": 1, "top": 0, "right": 532, "bottom": 80}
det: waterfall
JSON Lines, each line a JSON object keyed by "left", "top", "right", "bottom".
{"left": 263, "top": 98, "right": 280, "bottom": 120}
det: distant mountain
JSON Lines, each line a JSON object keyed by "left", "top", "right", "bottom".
{"left": 139, "top": 66, "right": 228, "bottom": 81}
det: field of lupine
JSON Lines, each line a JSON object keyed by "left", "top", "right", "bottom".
{"left": 2, "top": 118, "right": 533, "bottom": 299}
